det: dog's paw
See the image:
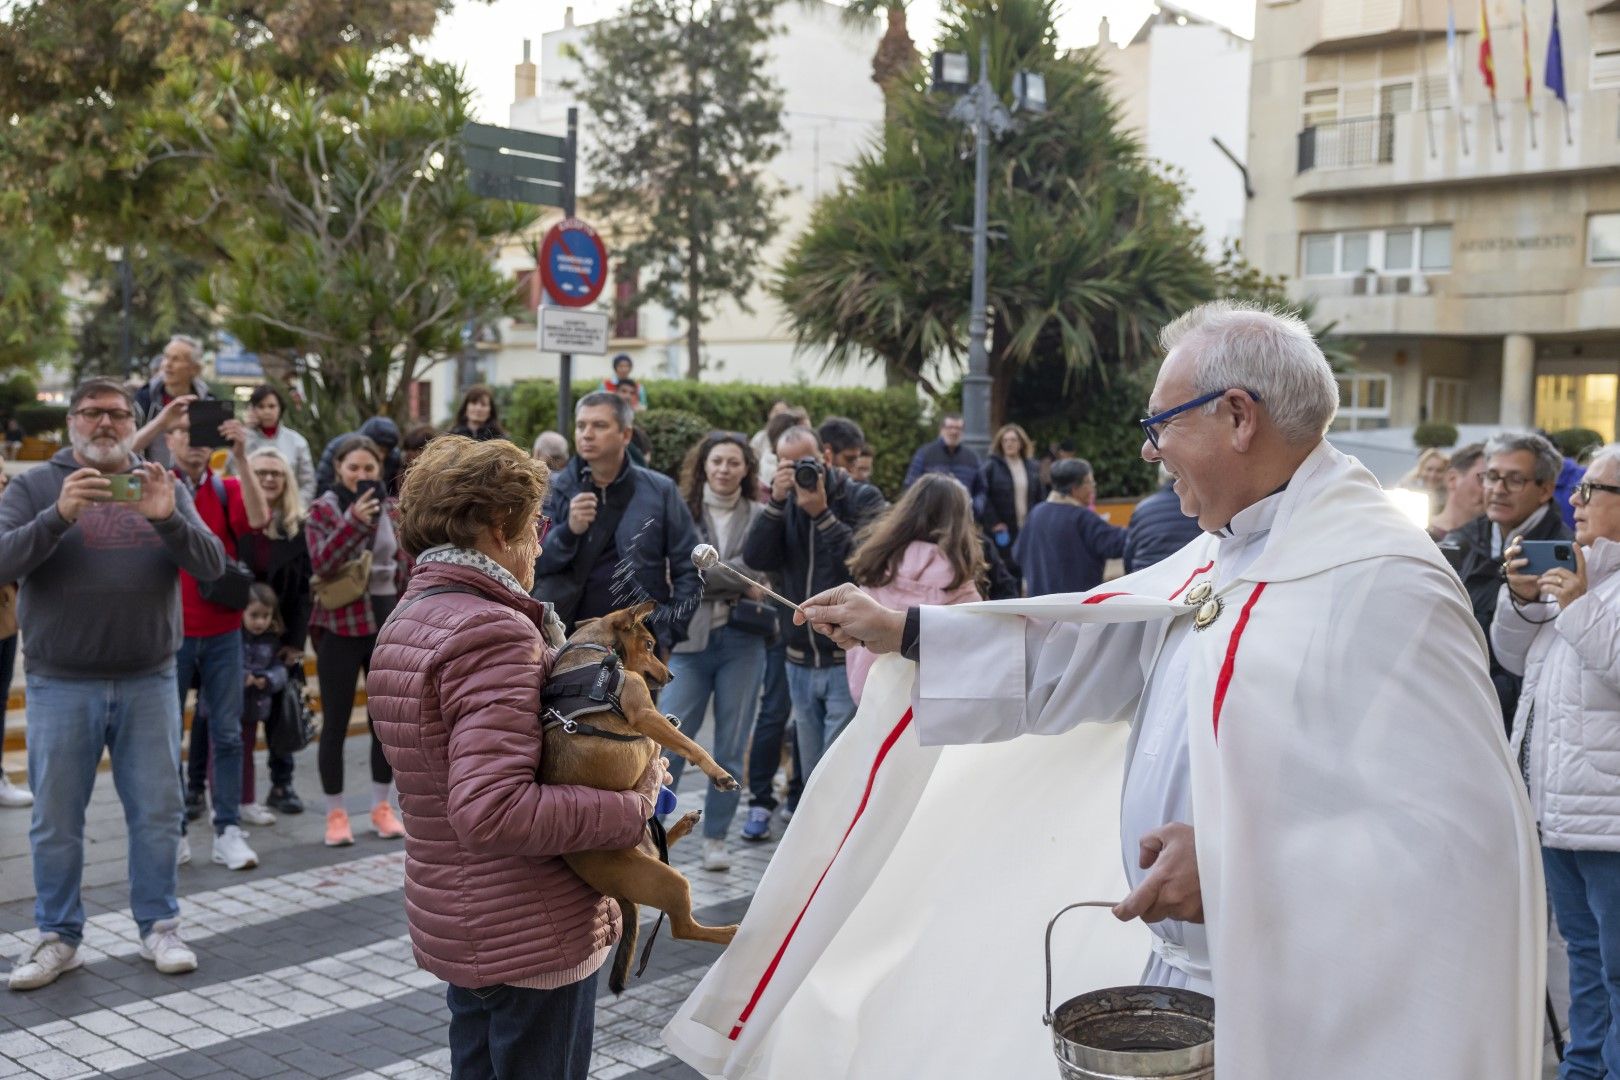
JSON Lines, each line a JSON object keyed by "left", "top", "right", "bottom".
{"left": 710, "top": 773, "right": 740, "bottom": 792}
{"left": 677, "top": 810, "right": 703, "bottom": 829}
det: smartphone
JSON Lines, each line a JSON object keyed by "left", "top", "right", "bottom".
{"left": 186, "top": 399, "right": 234, "bottom": 448}
{"left": 354, "top": 479, "right": 384, "bottom": 503}
{"left": 105, "top": 473, "right": 143, "bottom": 503}
{"left": 1518, "top": 540, "right": 1578, "bottom": 576}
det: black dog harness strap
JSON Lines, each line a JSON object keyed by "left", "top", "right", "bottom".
{"left": 540, "top": 646, "right": 646, "bottom": 741}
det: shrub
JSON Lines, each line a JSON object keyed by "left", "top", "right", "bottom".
{"left": 14, "top": 404, "right": 68, "bottom": 437}
{"left": 1550, "top": 427, "right": 1605, "bottom": 462}
{"left": 637, "top": 409, "right": 712, "bottom": 479}
{"left": 1413, "top": 422, "right": 1459, "bottom": 449}
{"left": 507, "top": 379, "right": 931, "bottom": 498}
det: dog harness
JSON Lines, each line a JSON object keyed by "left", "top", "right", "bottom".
{"left": 540, "top": 643, "right": 648, "bottom": 742}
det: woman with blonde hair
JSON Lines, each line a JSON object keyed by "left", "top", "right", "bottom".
{"left": 241, "top": 447, "right": 313, "bottom": 815}
{"left": 369, "top": 435, "right": 666, "bottom": 1080}
{"left": 844, "top": 473, "right": 985, "bottom": 703}
{"left": 980, "top": 422, "right": 1044, "bottom": 558}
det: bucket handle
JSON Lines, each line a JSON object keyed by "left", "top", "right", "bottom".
{"left": 1043, "top": 900, "right": 1121, "bottom": 1027}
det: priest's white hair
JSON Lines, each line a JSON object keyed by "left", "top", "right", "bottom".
{"left": 1160, "top": 301, "right": 1339, "bottom": 444}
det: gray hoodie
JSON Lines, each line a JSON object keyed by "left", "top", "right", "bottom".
{"left": 0, "top": 449, "right": 226, "bottom": 677}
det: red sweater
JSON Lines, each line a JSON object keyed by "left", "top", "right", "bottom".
{"left": 177, "top": 469, "right": 251, "bottom": 638}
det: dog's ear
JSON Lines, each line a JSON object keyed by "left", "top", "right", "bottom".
{"left": 629, "top": 600, "right": 657, "bottom": 624}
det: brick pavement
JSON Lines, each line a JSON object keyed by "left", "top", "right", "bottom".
{"left": 0, "top": 732, "right": 768, "bottom": 1079}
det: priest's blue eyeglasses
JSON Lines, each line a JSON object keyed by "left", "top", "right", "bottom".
{"left": 1139, "top": 388, "right": 1263, "bottom": 451}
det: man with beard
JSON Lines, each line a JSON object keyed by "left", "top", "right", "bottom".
{"left": 0, "top": 378, "right": 225, "bottom": 991}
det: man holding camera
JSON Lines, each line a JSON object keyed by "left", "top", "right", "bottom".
{"left": 742, "top": 424, "right": 886, "bottom": 779}
{"left": 532, "top": 391, "right": 700, "bottom": 649}
{"left": 1, "top": 378, "right": 226, "bottom": 990}
{"left": 167, "top": 413, "right": 270, "bottom": 870}
{"left": 132, "top": 334, "right": 215, "bottom": 470}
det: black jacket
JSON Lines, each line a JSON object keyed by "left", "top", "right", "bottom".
{"left": 1123, "top": 484, "right": 1205, "bottom": 573}
{"left": 980, "top": 456, "right": 1045, "bottom": 541}
{"left": 1440, "top": 507, "right": 1571, "bottom": 735}
{"left": 531, "top": 455, "right": 702, "bottom": 652}
{"left": 742, "top": 469, "right": 888, "bottom": 668}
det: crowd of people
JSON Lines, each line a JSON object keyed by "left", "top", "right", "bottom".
{"left": 9, "top": 323, "right": 1620, "bottom": 1078}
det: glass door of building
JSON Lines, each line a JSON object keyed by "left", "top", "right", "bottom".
{"left": 1535, "top": 373, "right": 1618, "bottom": 442}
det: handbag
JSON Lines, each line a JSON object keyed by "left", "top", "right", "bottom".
{"left": 312, "top": 549, "right": 373, "bottom": 611}
{"left": 0, "top": 583, "right": 17, "bottom": 641}
{"left": 196, "top": 477, "right": 254, "bottom": 611}
{"left": 267, "top": 670, "right": 318, "bottom": 757}
{"left": 727, "top": 596, "right": 779, "bottom": 639}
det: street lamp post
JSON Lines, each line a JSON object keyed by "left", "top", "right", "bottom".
{"left": 933, "top": 42, "right": 1045, "bottom": 458}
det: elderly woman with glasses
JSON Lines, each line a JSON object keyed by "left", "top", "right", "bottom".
{"left": 368, "top": 435, "right": 668, "bottom": 1080}
{"left": 1496, "top": 445, "right": 1620, "bottom": 1078}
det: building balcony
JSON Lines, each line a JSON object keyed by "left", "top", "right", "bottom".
{"left": 1294, "top": 94, "right": 1620, "bottom": 198}
{"left": 1305, "top": 0, "right": 1450, "bottom": 54}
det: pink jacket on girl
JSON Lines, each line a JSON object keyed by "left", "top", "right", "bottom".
{"left": 845, "top": 540, "right": 982, "bottom": 704}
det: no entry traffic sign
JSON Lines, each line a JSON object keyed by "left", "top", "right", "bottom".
{"left": 539, "top": 219, "right": 608, "bottom": 308}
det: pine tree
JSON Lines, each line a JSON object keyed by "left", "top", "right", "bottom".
{"left": 571, "top": 0, "right": 787, "bottom": 379}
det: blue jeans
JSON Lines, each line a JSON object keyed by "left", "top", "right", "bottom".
{"left": 26, "top": 667, "right": 182, "bottom": 942}
{"left": 176, "top": 630, "right": 244, "bottom": 833}
{"left": 748, "top": 639, "right": 799, "bottom": 812}
{"left": 661, "top": 625, "right": 766, "bottom": 839}
{"left": 785, "top": 662, "right": 856, "bottom": 780}
{"left": 447, "top": 971, "right": 597, "bottom": 1080}
{"left": 1545, "top": 846, "right": 1620, "bottom": 1079}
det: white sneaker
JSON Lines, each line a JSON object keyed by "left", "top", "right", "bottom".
{"left": 0, "top": 774, "right": 31, "bottom": 808}
{"left": 238, "top": 803, "right": 276, "bottom": 827}
{"left": 701, "top": 838, "right": 731, "bottom": 872}
{"left": 210, "top": 825, "right": 258, "bottom": 870}
{"left": 176, "top": 835, "right": 191, "bottom": 866}
{"left": 7, "top": 934, "right": 82, "bottom": 990}
{"left": 138, "top": 920, "right": 197, "bottom": 975}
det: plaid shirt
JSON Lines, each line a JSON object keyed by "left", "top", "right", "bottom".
{"left": 306, "top": 492, "right": 411, "bottom": 638}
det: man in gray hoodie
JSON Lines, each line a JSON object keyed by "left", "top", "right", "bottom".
{"left": 0, "top": 378, "right": 226, "bottom": 992}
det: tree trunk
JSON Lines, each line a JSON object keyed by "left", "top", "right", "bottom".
{"left": 686, "top": 314, "right": 701, "bottom": 380}
{"left": 871, "top": 4, "right": 917, "bottom": 132}
{"left": 989, "top": 315, "right": 1013, "bottom": 430}
{"left": 883, "top": 355, "right": 911, "bottom": 388}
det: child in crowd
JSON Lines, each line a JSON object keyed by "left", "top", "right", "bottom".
{"left": 239, "top": 584, "right": 289, "bottom": 826}
{"left": 843, "top": 473, "right": 985, "bottom": 703}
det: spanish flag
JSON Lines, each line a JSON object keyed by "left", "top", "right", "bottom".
{"left": 1479, "top": 0, "right": 1497, "bottom": 98}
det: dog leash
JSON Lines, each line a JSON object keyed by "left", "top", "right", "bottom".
{"left": 634, "top": 815, "right": 673, "bottom": 978}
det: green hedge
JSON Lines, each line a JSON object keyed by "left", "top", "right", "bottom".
{"left": 1550, "top": 427, "right": 1605, "bottom": 462}
{"left": 14, "top": 404, "right": 68, "bottom": 437}
{"left": 1413, "top": 422, "right": 1459, "bottom": 449}
{"left": 507, "top": 379, "right": 932, "bottom": 498}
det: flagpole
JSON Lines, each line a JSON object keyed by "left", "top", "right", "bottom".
{"left": 1416, "top": 0, "right": 1438, "bottom": 158}
{"left": 1448, "top": 0, "right": 1471, "bottom": 155}
{"left": 1522, "top": 0, "right": 1538, "bottom": 150}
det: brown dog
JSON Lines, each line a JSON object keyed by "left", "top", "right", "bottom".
{"left": 539, "top": 601, "right": 740, "bottom": 993}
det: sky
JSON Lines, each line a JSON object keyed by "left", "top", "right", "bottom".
{"left": 425, "top": 0, "right": 1256, "bottom": 125}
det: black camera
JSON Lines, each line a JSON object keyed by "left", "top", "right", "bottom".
{"left": 793, "top": 456, "right": 824, "bottom": 491}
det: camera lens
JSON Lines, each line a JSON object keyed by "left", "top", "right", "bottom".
{"left": 1557, "top": 545, "right": 1571, "bottom": 559}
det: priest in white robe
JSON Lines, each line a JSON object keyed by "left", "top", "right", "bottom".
{"left": 664, "top": 302, "right": 1544, "bottom": 1080}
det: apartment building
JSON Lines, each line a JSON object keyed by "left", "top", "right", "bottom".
{"left": 1246, "top": 0, "right": 1620, "bottom": 440}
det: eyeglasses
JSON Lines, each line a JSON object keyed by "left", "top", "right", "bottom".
{"left": 1576, "top": 480, "right": 1620, "bottom": 503}
{"left": 70, "top": 407, "right": 135, "bottom": 424}
{"left": 1139, "top": 388, "right": 1262, "bottom": 451}
{"left": 1482, "top": 471, "right": 1536, "bottom": 493}
{"left": 251, "top": 470, "right": 284, "bottom": 481}
{"left": 536, "top": 514, "right": 553, "bottom": 544}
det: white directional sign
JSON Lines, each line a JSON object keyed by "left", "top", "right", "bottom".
{"left": 540, "top": 307, "right": 610, "bottom": 356}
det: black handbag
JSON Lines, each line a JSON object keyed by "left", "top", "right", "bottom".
{"left": 267, "top": 671, "right": 318, "bottom": 756}
{"left": 727, "top": 597, "right": 779, "bottom": 639}
{"left": 196, "top": 476, "right": 254, "bottom": 610}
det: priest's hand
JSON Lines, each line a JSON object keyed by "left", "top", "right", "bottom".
{"left": 797, "top": 584, "right": 905, "bottom": 654}
{"left": 1540, "top": 542, "right": 1588, "bottom": 610}
{"left": 1113, "top": 822, "right": 1204, "bottom": 925}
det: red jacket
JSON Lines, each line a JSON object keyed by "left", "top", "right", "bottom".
{"left": 368, "top": 560, "right": 649, "bottom": 989}
{"left": 177, "top": 469, "right": 252, "bottom": 638}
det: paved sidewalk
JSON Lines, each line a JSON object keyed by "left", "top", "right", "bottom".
{"left": 0, "top": 733, "right": 766, "bottom": 1079}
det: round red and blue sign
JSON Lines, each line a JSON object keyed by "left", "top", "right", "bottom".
{"left": 538, "top": 218, "right": 608, "bottom": 308}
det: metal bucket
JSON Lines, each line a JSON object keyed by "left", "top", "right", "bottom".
{"left": 1043, "top": 902, "right": 1215, "bottom": 1079}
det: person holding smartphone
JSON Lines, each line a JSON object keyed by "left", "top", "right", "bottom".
{"left": 304, "top": 434, "right": 412, "bottom": 848}
{"left": 1495, "top": 444, "right": 1620, "bottom": 1078}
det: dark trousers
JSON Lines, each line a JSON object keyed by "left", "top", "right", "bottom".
{"left": 747, "top": 639, "right": 801, "bottom": 813}
{"left": 446, "top": 971, "right": 597, "bottom": 1080}
{"left": 314, "top": 628, "right": 389, "bottom": 796}
{"left": 187, "top": 700, "right": 293, "bottom": 802}
{"left": 0, "top": 633, "right": 15, "bottom": 747}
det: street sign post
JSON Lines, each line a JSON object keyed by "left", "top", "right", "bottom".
{"left": 460, "top": 110, "right": 585, "bottom": 435}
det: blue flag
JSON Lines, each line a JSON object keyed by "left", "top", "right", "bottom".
{"left": 1546, "top": 1, "right": 1567, "bottom": 103}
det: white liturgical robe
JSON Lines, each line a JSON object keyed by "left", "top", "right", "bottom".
{"left": 666, "top": 442, "right": 1544, "bottom": 1080}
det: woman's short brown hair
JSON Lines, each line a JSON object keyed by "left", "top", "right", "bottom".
{"left": 397, "top": 435, "right": 550, "bottom": 557}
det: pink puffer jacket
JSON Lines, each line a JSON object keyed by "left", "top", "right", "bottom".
{"left": 369, "top": 560, "right": 648, "bottom": 989}
{"left": 846, "top": 541, "right": 982, "bottom": 704}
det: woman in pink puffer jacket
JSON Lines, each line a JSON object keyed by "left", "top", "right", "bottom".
{"left": 845, "top": 474, "right": 986, "bottom": 703}
{"left": 368, "top": 436, "right": 666, "bottom": 1080}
